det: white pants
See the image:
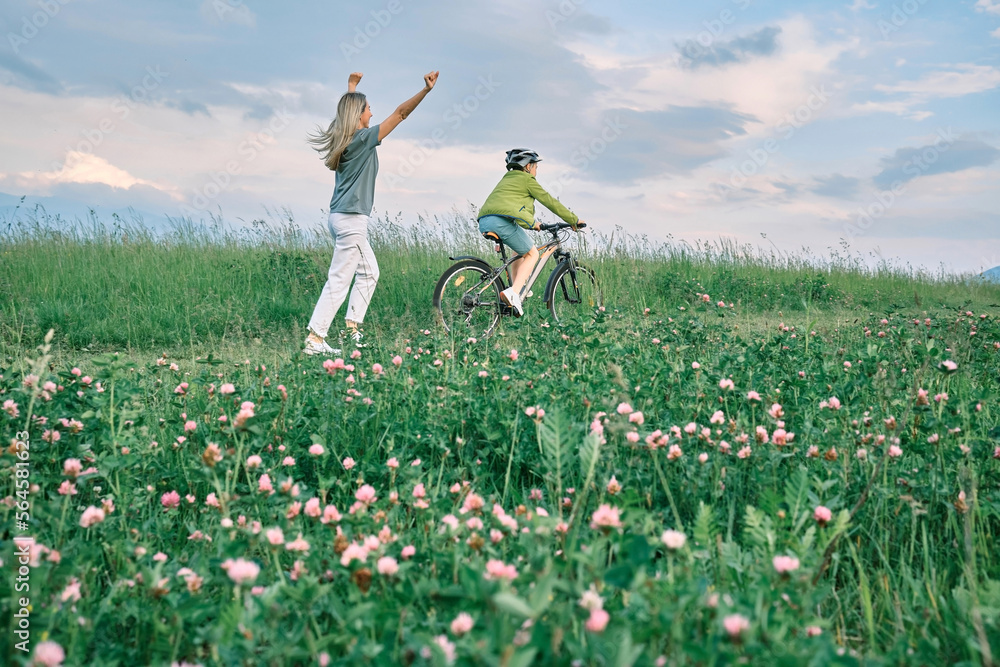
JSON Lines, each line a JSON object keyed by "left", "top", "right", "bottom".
{"left": 307, "top": 212, "right": 380, "bottom": 337}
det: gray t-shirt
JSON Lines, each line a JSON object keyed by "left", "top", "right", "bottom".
{"left": 329, "top": 124, "right": 381, "bottom": 215}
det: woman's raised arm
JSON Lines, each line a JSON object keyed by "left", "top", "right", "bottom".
{"left": 378, "top": 70, "right": 438, "bottom": 142}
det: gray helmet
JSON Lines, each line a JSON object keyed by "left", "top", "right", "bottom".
{"left": 505, "top": 148, "right": 542, "bottom": 169}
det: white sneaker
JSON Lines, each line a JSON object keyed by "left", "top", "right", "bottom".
{"left": 500, "top": 288, "right": 524, "bottom": 317}
{"left": 304, "top": 336, "right": 341, "bottom": 356}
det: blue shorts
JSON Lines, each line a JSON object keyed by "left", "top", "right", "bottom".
{"left": 478, "top": 215, "right": 533, "bottom": 255}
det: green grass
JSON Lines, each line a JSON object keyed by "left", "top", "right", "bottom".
{"left": 1, "top": 208, "right": 999, "bottom": 664}
{"left": 2, "top": 205, "right": 998, "bottom": 361}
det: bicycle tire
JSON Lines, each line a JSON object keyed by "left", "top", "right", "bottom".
{"left": 546, "top": 262, "right": 602, "bottom": 326}
{"left": 433, "top": 259, "right": 504, "bottom": 339}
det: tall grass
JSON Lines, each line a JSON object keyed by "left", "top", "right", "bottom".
{"left": 2, "top": 203, "right": 997, "bottom": 355}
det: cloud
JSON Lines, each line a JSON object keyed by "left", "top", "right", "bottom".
{"left": 849, "top": 0, "right": 876, "bottom": 10}
{"left": 199, "top": 0, "right": 256, "bottom": 28}
{"left": 811, "top": 174, "right": 862, "bottom": 198}
{"left": 580, "top": 106, "right": 757, "bottom": 183}
{"left": 164, "top": 99, "right": 211, "bottom": 116}
{"left": 0, "top": 151, "right": 180, "bottom": 197}
{"left": 677, "top": 26, "right": 783, "bottom": 69}
{"left": 875, "top": 65, "right": 1000, "bottom": 97}
{"left": 872, "top": 137, "right": 1000, "bottom": 188}
{"left": 992, "top": 27, "right": 1000, "bottom": 39}
{"left": 976, "top": 0, "right": 1000, "bottom": 15}
{"left": 852, "top": 65, "right": 1000, "bottom": 119}
{"left": 0, "top": 52, "right": 63, "bottom": 94}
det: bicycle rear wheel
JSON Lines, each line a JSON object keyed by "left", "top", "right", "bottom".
{"left": 433, "top": 260, "right": 504, "bottom": 339}
{"left": 546, "top": 262, "right": 602, "bottom": 326}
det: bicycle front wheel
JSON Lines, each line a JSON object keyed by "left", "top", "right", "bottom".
{"left": 433, "top": 260, "right": 503, "bottom": 339}
{"left": 547, "top": 262, "right": 603, "bottom": 326}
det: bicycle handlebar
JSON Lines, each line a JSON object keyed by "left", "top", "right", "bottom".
{"left": 538, "top": 221, "right": 586, "bottom": 232}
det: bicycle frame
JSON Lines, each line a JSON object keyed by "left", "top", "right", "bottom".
{"left": 445, "top": 225, "right": 580, "bottom": 311}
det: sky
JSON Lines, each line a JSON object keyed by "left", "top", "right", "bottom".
{"left": 1, "top": 0, "right": 998, "bottom": 274}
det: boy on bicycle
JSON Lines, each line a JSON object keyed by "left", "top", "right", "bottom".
{"left": 477, "top": 148, "right": 585, "bottom": 316}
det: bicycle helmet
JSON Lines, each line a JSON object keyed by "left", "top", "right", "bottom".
{"left": 505, "top": 148, "right": 542, "bottom": 170}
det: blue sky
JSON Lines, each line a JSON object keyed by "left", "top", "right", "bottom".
{"left": 1, "top": 0, "right": 998, "bottom": 273}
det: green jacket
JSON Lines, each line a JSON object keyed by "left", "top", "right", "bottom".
{"left": 478, "top": 170, "right": 579, "bottom": 229}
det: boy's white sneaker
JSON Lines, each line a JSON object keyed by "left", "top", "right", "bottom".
{"left": 500, "top": 287, "right": 524, "bottom": 317}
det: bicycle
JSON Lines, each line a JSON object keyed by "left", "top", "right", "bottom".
{"left": 433, "top": 221, "right": 603, "bottom": 338}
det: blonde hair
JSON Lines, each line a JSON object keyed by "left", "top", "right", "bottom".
{"left": 308, "top": 92, "right": 367, "bottom": 171}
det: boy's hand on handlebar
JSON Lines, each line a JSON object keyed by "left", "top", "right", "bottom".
{"left": 576, "top": 220, "right": 587, "bottom": 230}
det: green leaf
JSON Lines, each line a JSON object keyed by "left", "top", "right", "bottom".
{"left": 604, "top": 564, "right": 634, "bottom": 589}
{"left": 507, "top": 648, "right": 539, "bottom": 667}
{"left": 492, "top": 592, "right": 534, "bottom": 619}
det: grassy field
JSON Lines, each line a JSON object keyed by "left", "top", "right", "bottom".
{"left": 1, "top": 210, "right": 999, "bottom": 666}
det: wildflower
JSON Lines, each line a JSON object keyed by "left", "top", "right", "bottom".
{"left": 723, "top": 614, "right": 750, "bottom": 640}
{"left": 589, "top": 504, "right": 622, "bottom": 531}
{"left": 461, "top": 492, "right": 485, "bottom": 514}
{"left": 661, "top": 530, "right": 686, "bottom": 550}
{"left": 431, "top": 635, "right": 457, "bottom": 665}
{"left": 940, "top": 360, "right": 958, "bottom": 372}
{"left": 737, "top": 446, "right": 752, "bottom": 459}
{"left": 755, "top": 426, "right": 769, "bottom": 444}
{"left": 401, "top": 545, "right": 416, "bottom": 559}
{"left": 451, "top": 612, "right": 474, "bottom": 636}
{"left": 719, "top": 378, "right": 734, "bottom": 391}
{"left": 626, "top": 431, "right": 640, "bottom": 443}
{"left": 258, "top": 474, "right": 274, "bottom": 494}
{"left": 2, "top": 399, "right": 18, "bottom": 418}
{"left": 916, "top": 388, "right": 929, "bottom": 406}
{"left": 79, "top": 506, "right": 106, "bottom": 528}
{"left": 814, "top": 506, "right": 832, "bottom": 525}
{"left": 355, "top": 484, "right": 376, "bottom": 504}
{"left": 342, "top": 457, "right": 356, "bottom": 470}
{"left": 616, "top": 402, "right": 633, "bottom": 415}
{"left": 768, "top": 403, "right": 784, "bottom": 419}
{"left": 772, "top": 429, "right": 793, "bottom": 446}
{"left": 225, "top": 558, "right": 260, "bottom": 585}
{"left": 691, "top": 361, "right": 701, "bottom": 369}
{"left": 161, "top": 491, "right": 181, "bottom": 510}
{"left": 484, "top": 559, "right": 518, "bottom": 581}
{"left": 606, "top": 475, "right": 622, "bottom": 495}
{"left": 698, "top": 452, "right": 709, "bottom": 464}
{"left": 888, "top": 444, "right": 903, "bottom": 458}
{"left": 321, "top": 505, "right": 342, "bottom": 524}
{"left": 509, "top": 349, "right": 519, "bottom": 361}
{"left": 710, "top": 410, "right": 725, "bottom": 425}
{"left": 772, "top": 555, "right": 800, "bottom": 573}
{"left": 392, "top": 355, "right": 403, "bottom": 367}
{"left": 667, "top": 444, "right": 683, "bottom": 460}
{"left": 585, "top": 608, "right": 610, "bottom": 633}
{"left": 387, "top": 457, "right": 399, "bottom": 469}
{"left": 63, "top": 458, "right": 83, "bottom": 478}
{"left": 579, "top": 586, "right": 603, "bottom": 611}
{"left": 628, "top": 411, "right": 644, "bottom": 424}
{"left": 58, "top": 480, "right": 77, "bottom": 496}
{"left": 32, "top": 640, "right": 66, "bottom": 667}
{"left": 746, "top": 390, "right": 761, "bottom": 401}
{"left": 806, "top": 626, "right": 822, "bottom": 637}
{"left": 286, "top": 534, "right": 310, "bottom": 552}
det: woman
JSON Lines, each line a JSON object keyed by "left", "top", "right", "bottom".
{"left": 304, "top": 69, "right": 439, "bottom": 355}
{"left": 477, "top": 148, "right": 584, "bottom": 316}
